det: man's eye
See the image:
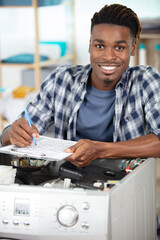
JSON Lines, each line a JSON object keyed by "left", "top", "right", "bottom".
{"left": 115, "top": 46, "right": 125, "bottom": 51}
{"left": 96, "top": 44, "right": 104, "bottom": 49}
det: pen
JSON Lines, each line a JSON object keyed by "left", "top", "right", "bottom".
{"left": 25, "top": 109, "right": 37, "bottom": 146}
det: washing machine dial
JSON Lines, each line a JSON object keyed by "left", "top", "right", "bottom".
{"left": 57, "top": 205, "right": 78, "bottom": 227}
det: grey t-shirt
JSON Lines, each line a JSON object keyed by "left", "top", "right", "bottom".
{"left": 76, "top": 83, "right": 115, "bottom": 142}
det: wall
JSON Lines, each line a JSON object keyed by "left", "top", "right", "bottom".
{"left": 0, "top": 3, "right": 73, "bottom": 90}
{"left": 0, "top": 0, "right": 160, "bottom": 90}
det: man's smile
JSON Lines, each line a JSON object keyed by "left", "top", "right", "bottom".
{"left": 98, "top": 64, "right": 120, "bottom": 74}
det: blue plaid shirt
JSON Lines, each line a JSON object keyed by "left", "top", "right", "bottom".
{"left": 22, "top": 64, "right": 160, "bottom": 142}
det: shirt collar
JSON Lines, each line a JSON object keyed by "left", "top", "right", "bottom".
{"left": 115, "top": 67, "right": 130, "bottom": 89}
{"left": 80, "top": 64, "right": 92, "bottom": 84}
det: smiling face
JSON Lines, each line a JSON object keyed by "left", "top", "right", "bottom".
{"left": 89, "top": 24, "right": 136, "bottom": 90}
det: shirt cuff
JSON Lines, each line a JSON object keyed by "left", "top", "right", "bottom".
{"left": 0, "top": 124, "right": 11, "bottom": 146}
{"left": 153, "top": 129, "right": 160, "bottom": 140}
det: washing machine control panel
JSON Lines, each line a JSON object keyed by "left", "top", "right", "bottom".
{"left": 0, "top": 184, "right": 109, "bottom": 240}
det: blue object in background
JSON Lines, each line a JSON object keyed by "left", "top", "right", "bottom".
{"left": 0, "top": 0, "right": 62, "bottom": 6}
{"left": 0, "top": 0, "right": 32, "bottom": 6}
{"left": 155, "top": 44, "right": 160, "bottom": 51}
{"left": 1, "top": 54, "right": 48, "bottom": 64}
{"left": 0, "top": 88, "right": 6, "bottom": 92}
{"left": 139, "top": 43, "right": 146, "bottom": 50}
{"left": 38, "top": 0, "right": 62, "bottom": 6}
{"left": 39, "top": 41, "right": 67, "bottom": 57}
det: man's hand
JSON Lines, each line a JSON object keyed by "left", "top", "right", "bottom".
{"left": 64, "top": 134, "right": 160, "bottom": 167}
{"left": 1, "top": 118, "right": 39, "bottom": 147}
{"left": 65, "top": 139, "right": 102, "bottom": 167}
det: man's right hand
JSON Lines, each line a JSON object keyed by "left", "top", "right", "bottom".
{"left": 1, "top": 118, "right": 39, "bottom": 147}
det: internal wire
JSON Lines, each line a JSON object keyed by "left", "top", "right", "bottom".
{"left": 121, "top": 158, "right": 144, "bottom": 172}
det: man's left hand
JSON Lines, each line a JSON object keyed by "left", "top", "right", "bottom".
{"left": 65, "top": 139, "right": 102, "bottom": 167}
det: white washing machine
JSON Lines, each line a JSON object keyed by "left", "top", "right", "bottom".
{"left": 0, "top": 157, "right": 157, "bottom": 240}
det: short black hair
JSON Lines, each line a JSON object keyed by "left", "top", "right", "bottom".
{"left": 91, "top": 4, "right": 142, "bottom": 40}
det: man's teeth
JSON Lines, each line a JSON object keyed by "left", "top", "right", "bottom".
{"left": 101, "top": 66, "right": 116, "bottom": 70}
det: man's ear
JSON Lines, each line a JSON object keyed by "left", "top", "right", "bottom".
{"left": 131, "top": 39, "right": 137, "bottom": 56}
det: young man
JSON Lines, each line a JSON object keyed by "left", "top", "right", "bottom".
{"left": 1, "top": 4, "right": 160, "bottom": 168}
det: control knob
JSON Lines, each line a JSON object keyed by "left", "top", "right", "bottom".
{"left": 57, "top": 205, "right": 78, "bottom": 227}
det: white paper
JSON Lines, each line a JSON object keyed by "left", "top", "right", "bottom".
{"left": 0, "top": 136, "right": 77, "bottom": 161}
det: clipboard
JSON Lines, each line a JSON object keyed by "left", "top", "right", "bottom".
{"left": 0, "top": 136, "right": 77, "bottom": 161}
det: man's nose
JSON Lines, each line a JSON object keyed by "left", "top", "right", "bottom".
{"left": 102, "top": 47, "right": 116, "bottom": 61}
